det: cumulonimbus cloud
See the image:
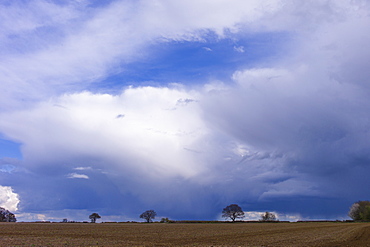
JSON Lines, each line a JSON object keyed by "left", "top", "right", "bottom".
{"left": 0, "top": 0, "right": 370, "bottom": 220}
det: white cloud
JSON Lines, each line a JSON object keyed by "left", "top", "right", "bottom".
{"left": 15, "top": 213, "right": 48, "bottom": 222}
{"left": 0, "top": 87, "right": 210, "bottom": 179}
{"left": 15, "top": 209, "right": 134, "bottom": 223}
{"left": 218, "top": 211, "right": 302, "bottom": 222}
{"left": 67, "top": 173, "right": 89, "bottom": 179}
{"left": 233, "top": 46, "right": 245, "bottom": 53}
{"left": 0, "top": 164, "right": 16, "bottom": 173}
{"left": 1, "top": 0, "right": 337, "bottom": 111}
{"left": 73, "top": 167, "right": 92, "bottom": 171}
{"left": 0, "top": 0, "right": 83, "bottom": 41}
{"left": 0, "top": 186, "right": 20, "bottom": 212}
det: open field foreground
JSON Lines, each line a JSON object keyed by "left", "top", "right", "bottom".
{"left": 0, "top": 222, "right": 370, "bottom": 246}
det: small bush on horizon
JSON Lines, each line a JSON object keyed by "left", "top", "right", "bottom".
{"left": 260, "top": 212, "right": 278, "bottom": 222}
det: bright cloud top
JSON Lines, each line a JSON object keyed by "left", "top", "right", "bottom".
{"left": 0, "top": 87, "right": 209, "bottom": 178}
{"left": 0, "top": 186, "right": 20, "bottom": 212}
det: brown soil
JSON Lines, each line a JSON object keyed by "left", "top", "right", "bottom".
{"left": 0, "top": 222, "right": 369, "bottom": 246}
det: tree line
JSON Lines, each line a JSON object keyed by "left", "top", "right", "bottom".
{"left": 132, "top": 205, "right": 277, "bottom": 223}
{"left": 85, "top": 206, "right": 277, "bottom": 224}
{"left": 2, "top": 200, "right": 369, "bottom": 223}
{"left": 134, "top": 202, "right": 370, "bottom": 223}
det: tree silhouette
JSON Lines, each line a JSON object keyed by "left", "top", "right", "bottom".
{"left": 140, "top": 210, "right": 157, "bottom": 223}
{"left": 222, "top": 204, "right": 244, "bottom": 222}
{"left": 260, "top": 212, "right": 277, "bottom": 221}
{"left": 0, "top": 207, "right": 16, "bottom": 222}
{"left": 89, "top": 213, "right": 101, "bottom": 223}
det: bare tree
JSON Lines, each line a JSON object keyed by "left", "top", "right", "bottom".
{"left": 140, "top": 210, "right": 157, "bottom": 223}
{"left": 222, "top": 204, "right": 244, "bottom": 222}
{"left": 89, "top": 213, "right": 101, "bottom": 223}
{"left": 260, "top": 212, "right": 277, "bottom": 221}
{"left": 349, "top": 202, "right": 361, "bottom": 220}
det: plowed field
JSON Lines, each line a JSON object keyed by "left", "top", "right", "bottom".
{"left": 0, "top": 222, "right": 369, "bottom": 246}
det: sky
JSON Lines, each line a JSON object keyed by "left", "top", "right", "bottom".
{"left": 1, "top": 0, "right": 370, "bottom": 222}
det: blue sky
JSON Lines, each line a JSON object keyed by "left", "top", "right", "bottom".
{"left": 1, "top": 0, "right": 370, "bottom": 222}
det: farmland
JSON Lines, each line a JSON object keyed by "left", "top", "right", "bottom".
{"left": 0, "top": 222, "right": 369, "bottom": 246}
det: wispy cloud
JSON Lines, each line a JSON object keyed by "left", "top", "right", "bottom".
{"left": 233, "top": 46, "right": 245, "bottom": 53}
{"left": 67, "top": 173, "right": 89, "bottom": 179}
{"left": 73, "top": 167, "right": 93, "bottom": 171}
{"left": 0, "top": 0, "right": 284, "bottom": 111}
